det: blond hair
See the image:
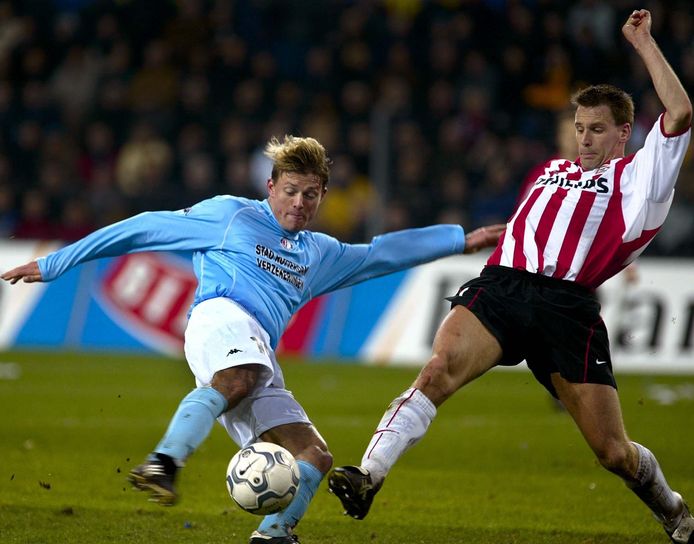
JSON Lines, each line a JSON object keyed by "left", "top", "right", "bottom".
{"left": 264, "top": 135, "right": 331, "bottom": 187}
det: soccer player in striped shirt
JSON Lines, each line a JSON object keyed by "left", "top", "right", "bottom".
{"left": 330, "top": 10, "right": 694, "bottom": 543}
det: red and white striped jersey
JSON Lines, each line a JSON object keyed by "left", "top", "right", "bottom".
{"left": 488, "top": 114, "right": 691, "bottom": 289}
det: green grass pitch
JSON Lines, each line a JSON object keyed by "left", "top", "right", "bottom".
{"left": 1, "top": 351, "right": 692, "bottom": 543}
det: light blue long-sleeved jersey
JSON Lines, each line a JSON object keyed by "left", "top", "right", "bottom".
{"left": 38, "top": 196, "right": 466, "bottom": 348}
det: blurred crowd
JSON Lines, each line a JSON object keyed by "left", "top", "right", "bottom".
{"left": 0, "top": 0, "right": 693, "bottom": 255}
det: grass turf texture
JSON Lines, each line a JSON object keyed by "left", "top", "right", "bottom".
{"left": 0, "top": 351, "right": 692, "bottom": 544}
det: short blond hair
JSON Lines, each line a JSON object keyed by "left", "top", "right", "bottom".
{"left": 264, "top": 135, "right": 331, "bottom": 187}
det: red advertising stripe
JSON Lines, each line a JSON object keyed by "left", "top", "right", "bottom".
{"left": 277, "top": 297, "right": 325, "bottom": 355}
{"left": 100, "top": 253, "right": 197, "bottom": 351}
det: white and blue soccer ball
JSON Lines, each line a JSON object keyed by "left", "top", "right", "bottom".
{"left": 226, "top": 442, "right": 300, "bottom": 515}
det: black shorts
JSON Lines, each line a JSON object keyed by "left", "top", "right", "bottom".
{"left": 447, "top": 265, "right": 616, "bottom": 398}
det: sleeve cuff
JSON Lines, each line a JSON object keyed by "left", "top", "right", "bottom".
{"left": 456, "top": 225, "right": 467, "bottom": 253}
{"left": 36, "top": 256, "right": 50, "bottom": 281}
{"left": 659, "top": 113, "right": 691, "bottom": 137}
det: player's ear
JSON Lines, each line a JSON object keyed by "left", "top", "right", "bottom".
{"left": 619, "top": 123, "right": 632, "bottom": 143}
{"left": 266, "top": 177, "right": 275, "bottom": 195}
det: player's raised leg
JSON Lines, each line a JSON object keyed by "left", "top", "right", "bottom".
{"left": 329, "top": 305, "right": 502, "bottom": 519}
{"left": 552, "top": 375, "right": 694, "bottom": 543}
{"left": 131, "top": 298, "right": 276, "bottom": 505}
{"left": 249, "top": 423, "right": 332, "bottom": 544}
{"left": 129, "top": 365, "right": 258, "bottom": 505}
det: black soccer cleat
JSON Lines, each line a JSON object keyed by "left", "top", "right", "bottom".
{"left": 327, "top": 465, "right": 382, "bottom": 520}
{"left": 128, "top": 456, "right": 178, "bottom": 506}
{"left": 248, "top": 531, "right": 300, "bottom": 543}
{"left": 667, "top": 494, "right": 694, "bottom": 544}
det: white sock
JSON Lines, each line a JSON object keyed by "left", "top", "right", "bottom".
{"left": 361, "top": 388, "right": 436, "bottom": 483}
{"left": 626, "top": 442, "right": 683, "bottom": 530}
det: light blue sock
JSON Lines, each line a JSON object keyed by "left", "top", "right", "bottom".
{"left": 256, "top": 460, "right": 323, "bottom": 537}
{"left": 153, "top": 387, "right": 228, "bottom": 462}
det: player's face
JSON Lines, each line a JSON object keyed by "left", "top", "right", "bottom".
{"left": 574, "top": 105, "right": 631, "bottom": 170}
{"left": 267, "top": 172, "right": 326, "bottom": 232}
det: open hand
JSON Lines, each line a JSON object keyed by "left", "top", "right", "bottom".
{"left": 463, "top": 224, "right": 506, "bottom": 254}
{"left": 1, "top": 261, "right": 42, "bottom": 284}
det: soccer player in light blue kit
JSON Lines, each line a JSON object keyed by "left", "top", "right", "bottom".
{"left": 2, "top": 135, "right": 504, "bottom": 543}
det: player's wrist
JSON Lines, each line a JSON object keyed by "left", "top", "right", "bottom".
{"left": 631, "top": 35, "right": 657, "bottom": 54}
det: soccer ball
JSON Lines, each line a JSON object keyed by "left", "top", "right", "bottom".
{"left": 225, "top": 442, "right": 300, "bottom": 515}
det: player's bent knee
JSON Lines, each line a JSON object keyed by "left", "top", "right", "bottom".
{"left": 595, "top": 441, "right": 631, "bottom": 475}
{"left": 300, "top": 444, "right": 333, "bottom": 474}
{"left": 416, "top": 354, "right": 457, "bottom": 402}
{"left": 210, "top": 365, "right": 262, "bottom": 407}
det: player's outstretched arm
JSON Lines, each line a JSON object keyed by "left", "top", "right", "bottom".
{"left": 623, "top": 9, "right": 692, "bottom": 134}
{"left": 463, "top": 224, "right": 506, "bottom": 254}
{"left": 1, "top": 261, "right": 42, "bottom": 284}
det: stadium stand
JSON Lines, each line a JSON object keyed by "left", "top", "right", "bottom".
{"left": 0, "top": 0, "right": 692, "bottom": 253}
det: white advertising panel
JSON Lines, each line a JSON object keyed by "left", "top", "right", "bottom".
{"left": 362, "top": 255, "right": 694, "bottom": 373}
{"left": 0, "top": 241, "right": 59, "bottom": 348}
{"left": 1, "top": 240, "right": 692, "bottom": 374}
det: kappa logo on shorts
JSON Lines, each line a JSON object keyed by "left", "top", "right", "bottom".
{"left": 227, "top": 348, "right": 243, "bottom": 356}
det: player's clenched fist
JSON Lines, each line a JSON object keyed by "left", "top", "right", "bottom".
{"left": 622, "top": 9, "right": 652, "bottom": 46}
